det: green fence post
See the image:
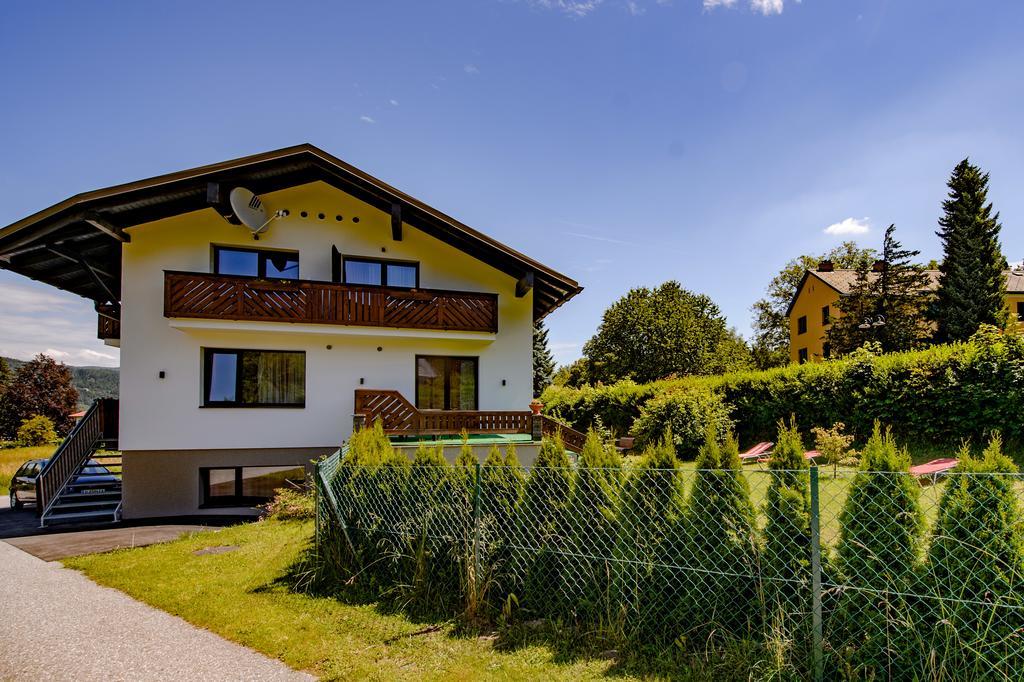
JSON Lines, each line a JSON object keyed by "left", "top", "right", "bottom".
{"left": 809, "top": 465, "right": 824, "bottom": 682}
{"left": 473, "top": 462, "right": 482, "bottom": 597}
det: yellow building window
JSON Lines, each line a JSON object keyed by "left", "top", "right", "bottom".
{"left": 821, "top": 305, "right": 830, "bottom": 325}
{"left": 797, "top": 316, "right": 807, "bottom": 335}
{"left": 798, "top": 348, "right": 809, "bottom": 363}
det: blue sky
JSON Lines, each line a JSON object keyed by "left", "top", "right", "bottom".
{"left": 1, "top": 0, "right": 1023, "bottom": 368}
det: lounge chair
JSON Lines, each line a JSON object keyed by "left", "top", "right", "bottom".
{"left": 740, "top": 442, "right": 773, "bottom": 463}
{"left": 910, "top": 457, "right": 959, "bottom": 484}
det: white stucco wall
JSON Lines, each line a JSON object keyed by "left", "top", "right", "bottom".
{"left": 119, "top": 181, "right": 534, "bottom": 452}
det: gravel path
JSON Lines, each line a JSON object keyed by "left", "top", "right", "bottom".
{"left": 0, "top": 542, "right": 314, "bottom": 681}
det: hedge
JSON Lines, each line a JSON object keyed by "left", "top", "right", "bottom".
{"left": 541, "top": 327, "right": 1024, "bottom": 452}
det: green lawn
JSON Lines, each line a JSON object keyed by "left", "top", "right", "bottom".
{"left": 66, "top": 519, "right": 638, "bottom": 681}
{"left": 0, "top": 444, "right": 56, "bottom": 495}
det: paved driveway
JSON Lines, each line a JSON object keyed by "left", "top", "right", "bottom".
{"left": 0, "top": 541, "right": 314, "bottom": 681}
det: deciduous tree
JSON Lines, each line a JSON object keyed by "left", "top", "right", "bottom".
{"left": 0, "top": 354, "right": 78, "bottom": 437}
{"left": 582, "top": 280, "right": 749, "bottom": 383}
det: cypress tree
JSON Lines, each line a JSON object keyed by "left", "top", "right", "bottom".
{"left": 834, "top": 423, "right": 924, "bottom": 676}
{"left": 926, "top": 435, "right": 1024, "bottom": 675}
{"left": 762, "top": 419, "right": 811, "bottom": 630}
{"left": 612, "top": 432, "right": 687, "bottom": 641}
{"left": 673, "top": 429, "right": 760, "bottom": 643}
{"left": 565, "top": 428, "right": 622, "bottom": 622}
{"left": 533, "top": 321, "right": 556, "bottom": 397}
{"left": 479, "top": 443, "right": 526, "bottom": 611}
{"left": 516, "top": 434, "right": 574, "bottom": 617}
{"left": 933, "top": 158, "right": 1008, "bottom": 342}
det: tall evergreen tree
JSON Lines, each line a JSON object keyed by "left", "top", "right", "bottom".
{"left": 932, "top": 158, "right": 1008, "bottom": 342}
{"left": 828, "top": 225, "right": 931, "bottom": 355}
{"left": 532, "top": 321, "right": 556, "bottom": 397}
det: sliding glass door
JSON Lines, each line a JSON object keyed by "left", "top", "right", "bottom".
{"left": 415, "top": 356, "right": 478, "bottom": 410}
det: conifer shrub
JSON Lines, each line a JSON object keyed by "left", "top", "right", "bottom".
{"left": 633, "top": 387, "right": 733, "bottom": 460}
{"left": 564, "top": 427, "right": 623, "bottom": 622}
{"left": 479, "top": 442, "right": 526, "bottom": 612}
{"left": 672, "top": 429, "right": 760, "bottom": 645}
{"left": 612, "top": 431, "right": 687, "bottom": 642}
{"left": 926, "top": 434, "right": 1024, "bottom": 675}
{"left": 516, "top": 434, "right": 574, "bottom": 618}
{"left": 833, "top": 423, "right": 924, "bottom": 676}
{"left": 761, "top": 419, "right": 811, "bottom": 634}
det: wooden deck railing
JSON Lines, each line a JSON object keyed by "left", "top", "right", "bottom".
{"left": 354, "top": 389, "right": 531, "bottom": 436}
{"left": 353, "top": 389, "right": 589, "bottom": 452}
{"left": 164, "top": 271, "right": 498, "bottom": 334}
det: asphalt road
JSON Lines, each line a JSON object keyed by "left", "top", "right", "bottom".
{"left": 0, "top": 541, "right": 314, "bottom": 681}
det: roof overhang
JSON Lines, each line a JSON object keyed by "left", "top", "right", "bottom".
{"left": 0, "top": 144, "right": 582, "bottom": 320}
{"left": 784, "top": 271, "right": 844, "bottom": 318}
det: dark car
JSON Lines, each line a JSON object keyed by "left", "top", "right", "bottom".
{"left": 9, "top": 458, "right": 120, "bottom": 509}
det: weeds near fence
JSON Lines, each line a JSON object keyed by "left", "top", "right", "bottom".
{"left": 314, "top": 421, "right": 1024, "bottom": 680}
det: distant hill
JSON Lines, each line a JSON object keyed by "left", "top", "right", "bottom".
{"left": 2, "top": 357, "right": 119, "bottom": 411}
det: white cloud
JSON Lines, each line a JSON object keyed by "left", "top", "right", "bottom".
{"left": 626, "top": 0, "right": 645, "bottom": 15}
{"left": 389, "top": 99, "right": 399, "bottom": 106}
{"left": 2, "top": 283, "right": 74, "bottom": 314}
{"left": 529, "top": 0, "right": 604, "bottom": 17}
{"left": 359, "top": 115, "right": 375, "bottom": 124}
{"left": 704, "top": 0, "right": 789, "bottom": 14}
{"left": 751, "top": 0, "right": 784, "bottom": 14}
{"left": 824, "top": 217, "right": 871, "bottom": 236}
{"left": 464, "top": 64, "right": 480, "bottom": 75}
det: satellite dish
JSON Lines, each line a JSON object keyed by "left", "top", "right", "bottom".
{"left": 229, "top": 187, "right": 268, "bottom": 231}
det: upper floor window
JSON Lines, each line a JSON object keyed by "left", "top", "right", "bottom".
{"left": 203, "top": 348, "right": 305, "bottom": 407}
{"left": 1017, "top": 301, "right": 1024, "bottom": 322}
{"left": 214, "top": 246, "right": 299, "bottom": 280}
{"left": 340, "top": 255, "right": 419, "bottom": 289}
{"left": 797, "top": 315, "right": 808, "bottom": 335}
{"left": 821, "top": 305, "right": 831, "bottom": 326}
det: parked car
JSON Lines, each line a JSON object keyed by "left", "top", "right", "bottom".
{"left": 8, "top": 459, "right": 120, "bottom": 509}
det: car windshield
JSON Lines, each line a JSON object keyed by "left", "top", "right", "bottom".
{"left": 80, "top": 465, "right": 111, "bottom": 476}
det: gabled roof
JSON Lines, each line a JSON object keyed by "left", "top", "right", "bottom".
{"left": 786, "top": 267, "right": 1024, "bottom": 317}
{"left": 0, "top": 144, "right": 582, "bottom": 320}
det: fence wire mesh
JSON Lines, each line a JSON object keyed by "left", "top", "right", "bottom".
{"left": 315, "top": 449, "right": 1024, "bottom": 681}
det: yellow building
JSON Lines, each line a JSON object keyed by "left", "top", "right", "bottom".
{"left": 787, "top": 262, "right": 1024, "bottom": 364}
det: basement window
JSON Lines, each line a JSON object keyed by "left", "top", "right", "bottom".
{"left": 200, "top": 465, "right": 306, "bottom": 507}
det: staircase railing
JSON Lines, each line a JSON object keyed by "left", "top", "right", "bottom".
{"left": 37, "top": 399, "right": 114, "bottom": 519}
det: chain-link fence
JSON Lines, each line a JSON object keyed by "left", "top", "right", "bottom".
{"left": 314, "top": 450, "right": 1024, "bottom": 680}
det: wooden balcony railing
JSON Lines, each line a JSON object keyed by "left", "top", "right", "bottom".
{"left": 164, "top": 271, "right": 499, "bottom": 334}
{"left": 97, "top": 304, "right": 120, "bottom": 341}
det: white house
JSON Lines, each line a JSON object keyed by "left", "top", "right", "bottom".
{"left": 0, "top": 144, "right": 582, "bottom": 523}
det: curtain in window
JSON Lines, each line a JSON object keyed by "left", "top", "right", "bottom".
{"left": 243, "top": 351, "right": 305, "bottom": 404}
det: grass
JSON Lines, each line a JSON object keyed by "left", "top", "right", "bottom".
{"left": 0, "top": 444, "right": 56, "bottom": 495}
{"left": 65, "top": 518, "right": 638, "bottom": 681}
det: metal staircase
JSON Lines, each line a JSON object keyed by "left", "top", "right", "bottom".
{"left": 37, "top": 398, "right": 120, "bottom": 527}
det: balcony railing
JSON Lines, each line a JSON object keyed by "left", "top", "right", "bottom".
{"left": 163, "top": 271, "right": 498, "bottom": 334}
{"left": 97, "top": 304, "right": 120, "bottom": 341}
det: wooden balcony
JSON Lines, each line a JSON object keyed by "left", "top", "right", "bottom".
{"left": 164, "top": 271, "right": 498, "bottom": 334}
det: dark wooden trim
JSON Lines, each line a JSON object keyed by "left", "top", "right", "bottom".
{"left": 516, "top": 271, "right": 534, "bottom": 298}
{"left": 84, "top": 213, "right": 130, "bottom": 243}
{"left": 391, "top": 202, "right": 402, "bottom": 241}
